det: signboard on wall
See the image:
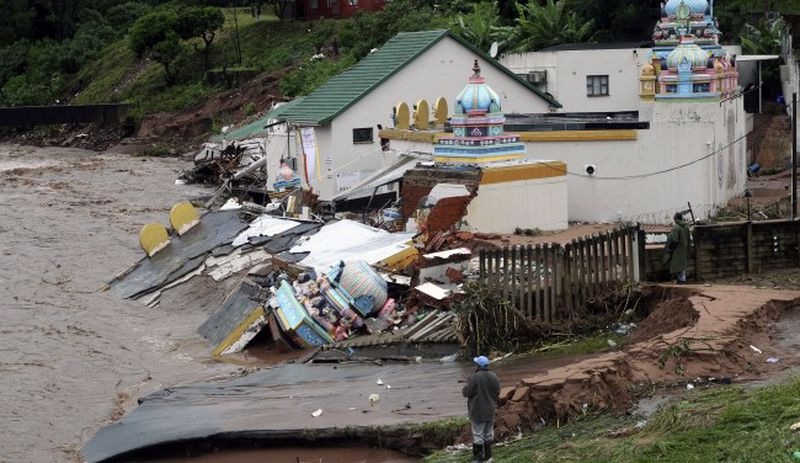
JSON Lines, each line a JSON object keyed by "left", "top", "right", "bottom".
{"left": 335, "top": 171, "right": 361, "bottom": 192}
{"left": 300, "top": 127, "right": 319, "bottom": 184}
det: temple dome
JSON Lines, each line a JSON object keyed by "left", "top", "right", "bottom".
{"left": 455, "top": 60, "right": 502, "bottom": 114}
{"left": 664, "top": 0, "right": 709, "bottom": 16}
{"left": 666, "top": 39, "right": 709, "bottom": 70}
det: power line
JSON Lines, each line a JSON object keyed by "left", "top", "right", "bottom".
{"left": 402, "top": 130, "right": 749, "bottom": 181}
{"left": 563, "top": 132, "right": 749, "bottom": 180}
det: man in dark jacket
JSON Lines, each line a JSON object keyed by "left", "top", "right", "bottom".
{"left": 462, "top": 355, "right": 501, "bottom": 462}
{"left": 664, "top": 212, "right": 690, "bottom": 284}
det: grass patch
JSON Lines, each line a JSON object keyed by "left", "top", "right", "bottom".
{"left": 532, "top": 331, "right": 625, "bottom": 357}
{"left": 425, "top": 377, "right": 800, "bottom": 462}
{"left": 410, "top": 417, "right": 470, "bottom": 443}
{"left": 71, "top": 40, "right": 137, "bottom": 104}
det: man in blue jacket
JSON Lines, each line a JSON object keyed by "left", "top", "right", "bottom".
{"left": 462, "top": 355, "right": 501, "bottom": 462}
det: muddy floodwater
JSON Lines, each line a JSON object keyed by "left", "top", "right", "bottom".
{"left": 0, "top": 145, "right": 239, "bottom": 462}
{"left": 0, "top": 144, "right": 677, "bottom": 462}
{"left": 148, "top": 447, "right": 418, "bottom": 463}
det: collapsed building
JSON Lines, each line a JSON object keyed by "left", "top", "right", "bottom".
{"left": 106, "top": 64, "right": 575, "bottom": 359}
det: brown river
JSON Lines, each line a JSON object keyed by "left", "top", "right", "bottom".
{"left": 0, "top": 145, "right": 239, "bottom": 462}
{"left": 0, "top": 145, "right": 589, "bottom": 463}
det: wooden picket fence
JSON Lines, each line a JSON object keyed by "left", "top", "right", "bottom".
{"left": 478, "top": 224, "right": 641, "bottom": 322}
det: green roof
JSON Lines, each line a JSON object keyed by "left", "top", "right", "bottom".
{"left": 211, "top": 97, "right": 305, "bottom": 142}
{"left": 278, "top": 30, "right": 561, "bottom": 126}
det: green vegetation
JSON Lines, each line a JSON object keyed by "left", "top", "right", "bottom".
{"left": 0, "top": 0, "right": 797, "bottom": 131}
{"left": 531, "top": 330, "right": 625, "bottom": 356}
{"left": 498, "top": 0, "right": 595, "bottom": 52}
{"left": 410, "top": 417, "right": 471, "bottom": 443}
{"left": 426, "top": 376, "right": 800, "bottom": 462}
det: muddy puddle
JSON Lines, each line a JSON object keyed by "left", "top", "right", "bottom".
{"left": 773, "top": 306, "right": 800, "bottom": 352}
{"left": 145, "top": 447, "right": 417, "bottom": 463}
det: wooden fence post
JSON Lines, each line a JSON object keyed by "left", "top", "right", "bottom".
{"left": 533, "top": 244, "right": 542, "bottom": 320}
{"left": 746, "top": 221, "right": 753, "bottom": 273}
{"left": 542, "top": 244, "right": 551, "bottom": 322}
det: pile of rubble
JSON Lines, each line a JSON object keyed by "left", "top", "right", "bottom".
{"left": 107, "top": 199, "right": 482, "bottom": 358}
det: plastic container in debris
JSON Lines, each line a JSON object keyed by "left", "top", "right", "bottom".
{"left": 337, "top": 261, "right": 388, "bottom": 315}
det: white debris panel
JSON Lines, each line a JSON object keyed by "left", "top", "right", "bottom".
{"left": 232, "top": 215, "right": 301, "bottom": 247}
{"left": 290, "top": 219, "right": 416, "bottom": 274}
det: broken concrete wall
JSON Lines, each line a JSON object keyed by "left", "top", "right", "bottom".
{"left": 400, "top": 166, "right": 481, "bottom": 234}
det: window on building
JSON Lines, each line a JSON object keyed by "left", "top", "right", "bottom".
{"left": 353, "top": 127, "right": 374, "bottom": 144}
{"left": 327, "top": 0, "right": 335, "bottom": 7}
{"left": 586, "top": 75, "right": 609, "bottom": 97}
{"left": 310, "top": 0, "right": 318, "bottom": 8}
{"left": 348, "top": 0, "right": 359, "bottom": 5}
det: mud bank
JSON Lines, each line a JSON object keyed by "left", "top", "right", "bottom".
{"left": 147, "top": 446, "right": 417, "bottom": 463}
{"left": 493, "top": 285, "right": 800, "bottom": 439}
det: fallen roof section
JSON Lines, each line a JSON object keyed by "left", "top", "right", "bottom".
{"left": 210, "top": 97, "right": 306, "bottom": 142}
{"left": 329, "top": 154, "right": 418, "bottom": 202}
{"left": 82, "top": 362, "right": 468, "bottom": 462}
{"left": 108, "top": 210, "right": 250, "bottom": 300}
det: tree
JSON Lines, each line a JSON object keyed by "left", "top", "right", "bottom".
{"left": 266, "top": 0, "right": 293, "bottom": 20}
{"left": 0, "top": 0, "right": 36, "bottom": 46}
{"left": 339, "top": 0, "right": 446, "bottom": 58}
{"left": 568, "top": 0, "right": 660, "bottom": 43}
{"left": 449, "top": 2, "right": 504, "bottom": 53}
{"left": 740, "top": 15, "right": 788, "bottom": 55}
{"left": 152, "top": 32, "right": 183, "bottom": 84}
{"left": 175, "top": 6, "right": 224, "bottom": 72}
{"left": 500, "top": 0, "right": 595, "bottom": 52}
{"left": 740, "top": 14, "right": 788, "bottom": 99}
{"left": 129, "top": 10, "right": 179, "bottom": 57}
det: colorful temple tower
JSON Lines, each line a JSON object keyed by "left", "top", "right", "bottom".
{"left": 640, "top": 0, "right": 737, "bottom": 100}
{"left": 433, "top": 60, "right": 527, "bottom": 164}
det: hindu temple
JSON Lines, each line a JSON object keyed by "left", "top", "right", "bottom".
{"left": 640, "top": 0, "right": 738, "bottom": 100}
{"left": 433, "top": 60, "right": 527, "bottom": 164}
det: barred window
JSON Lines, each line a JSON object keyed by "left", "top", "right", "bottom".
{"left": 353, "top": 127, "right": 374, "bottom": 144}
{"left": 586, "top": 75, "right": 609, "bottom": 97}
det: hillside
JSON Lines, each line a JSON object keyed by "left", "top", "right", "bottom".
{"left": 0, "top": 0, "right": 794, "bottom": 153}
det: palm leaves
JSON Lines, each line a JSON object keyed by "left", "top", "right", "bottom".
{"left": 501, "top": 0, "right": 596, "bottom": 52}
{"left": 739, "top": 15, "right": 788, "bottom": 56}
{"left": 449, "top": 2, "right": 506, "bottom": 53}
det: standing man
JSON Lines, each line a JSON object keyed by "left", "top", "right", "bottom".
{"left": 664, "top": 212, "right": 690, "bottom": 284}
{"left": 462, "top": 355, "right": 501, "bottom": 463}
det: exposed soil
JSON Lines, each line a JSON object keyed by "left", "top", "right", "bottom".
{"left": 0, "top": 69, "right": 289, "bottom": 155}
{"left": 492, "top": 285, "right": 800, "bottom": 440}
{"left": 626, "top": 294, "right": 699, "bottom": 345}
{"left": 136, "top": 70, "right": 286, "bottom": 152}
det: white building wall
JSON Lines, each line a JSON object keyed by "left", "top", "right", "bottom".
{"left": 500, "top": 46, "right": 743, "bottom": 114}
{"left": 500, "top": 48, "right": 651, "bottom": 112}
{"left": 465, "top": 176, "right": 568, "bottom": 233}
{"left": 295, "top": 36, "right": 554, "bottom": 200}
{"left": 390, "top": 99, "right": 748, "bottom": 224}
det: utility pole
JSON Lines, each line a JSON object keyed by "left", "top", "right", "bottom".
{"left": 792, "top": 92, "right": 798, "bottom": 219}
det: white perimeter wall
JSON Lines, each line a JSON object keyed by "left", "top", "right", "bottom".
{"left": 391, "top": 99, "right": 748, "bottom": 224}
{"left": 295, "top": 36, "right": 554, "bottom": 200}
{"left": 465, "top": 176, "right": 568, "bottom": 233}
{"left": 500, "top": 48, "right": 651, "bottom": 112}
{"left": 546, "top": 100, "right": 748, "bottom": 223}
